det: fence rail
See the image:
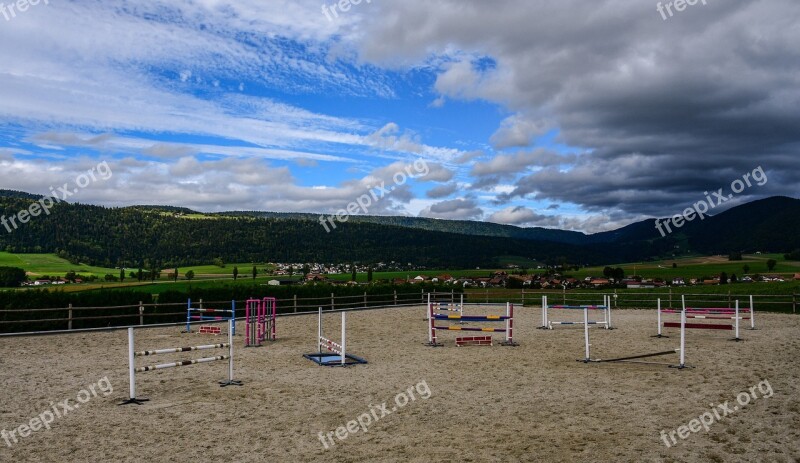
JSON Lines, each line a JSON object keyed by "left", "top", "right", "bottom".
{"left": 0, "top": 290, "right": 435, "bottom": 335}
{"left": 0, "top": 289, "right": 796, "bottom": 336}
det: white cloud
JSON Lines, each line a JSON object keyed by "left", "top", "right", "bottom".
{"left": 419, "top": 198, "right": 483, "bottom": 220}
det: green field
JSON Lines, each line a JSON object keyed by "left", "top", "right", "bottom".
{"left": 0, "top": 252, "right": 117, "bottom": 277}
{"left": 0, "top": 252, "right": 275, "bottom": 279}
{"left": 1, "top": 252, "right": 798, "bottom": 295}
{"left": 573, "top": 254, "right": 799, "bottom": 280}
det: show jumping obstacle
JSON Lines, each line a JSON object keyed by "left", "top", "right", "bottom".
{"left": 580, "top": 307, "right": 688, "bottom": 369}
{"left": 303, "top": 308, "right": 368, "bottom": 366}
{"left": 655, "top": 295, "right": 752, "bottom": 341}
{"left": 540, "top": 295, "right": 612, "bottom": 330}
{"left": 425, "top": 293, "right": 464, "bottom": 321}
{"left": 426, "top": 302, "right": 518, "bottom": 347}
{"left": 245, "top": 297, "right": 277, "bottom": 347}
{"left": 121, "top": 319, "right": 242, "bottom": 405}
{"left": 185, "top": 298, "right": 235, "bottom": 335}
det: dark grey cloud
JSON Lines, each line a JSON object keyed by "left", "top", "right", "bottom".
{"left": 360, "top": 0, "right": 800, "bottom": 218}
{"left": 419, "top": 198, "right": 483, "bottom": 220}
{"left": 426, "top": 183, "right": 458, "bottom": 199}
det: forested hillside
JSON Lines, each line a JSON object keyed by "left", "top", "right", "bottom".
{"left": 1, "top": 191, "right": 797, "bottom": 268}
{"left": 0, "top": 196, "right": 614, "bottom": 267}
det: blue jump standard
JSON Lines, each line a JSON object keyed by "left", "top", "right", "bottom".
{"left": 303, "top": 353, "right": 368, "bottom": 366}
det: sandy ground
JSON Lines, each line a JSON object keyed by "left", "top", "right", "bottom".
{"left": 1, "top": 305, "right": 799, "bottom": 463}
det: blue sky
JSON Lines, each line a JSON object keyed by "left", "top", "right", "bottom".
{"left": 0, "top": 0, "right": 797, "bottom": 233}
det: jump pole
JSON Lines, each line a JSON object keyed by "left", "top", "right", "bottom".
{"left": 653, "top": 298, "right": 666, "bottom": 338}
{"left": 127, "top": 328, "right": 138, "bottom": 403}
{"left": 542, "top": 295, "right": 609, "bottom": 330}
{"left": 123, "top": 320, "right": 241, "bottom": 405}
{"left": 341, "top": 311, "right": 346, "bottom": 367}
{"left": 731, "top": 300, "right": 743, "bottom": 342}
{"left": 539, "top": 295, "right": 548, "bottom": 329}
{"left": 318, "top": 307, "right": 347, "bottom": 366}
{"left": 749, "top": 295, "right": 756, "bottom": 330}
{"left": 582, "top": 306, "right": 687, "bottom": 368}
{"left": 583, "top": 307, "right": 590, "bottom": 361}
{"left": 186, "top": 299, "right": 235, "bottom": 335}
{"left": 676, "top": 309, "right": 686, "bottom": 369}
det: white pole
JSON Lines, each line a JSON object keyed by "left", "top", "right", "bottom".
{"left": 657, "top": 298, "right": 662, "bottom": 337}
{"left": 542, "top": 295, "right": 548, "bottom": 327}
{"left": 606, "top": 295, "right": 612, "bottom": 329}
{"left": 749, "top": 295, "right": 755, "bottom": 329}
{"left": 460, "top": 293, "right": 464, "bottom": 317}
{"left": 735, "top": 300, "right": 740, "bottom": 340}
{"left": 681, "top": 294, "right": 686, "bottom": 311}
{"left": 318, "top": 307, "right": 322, "bottom": 352}
{"left": 680, "top": 309, "right": 686, "bottom": 368}
{"left": 426, "top": 293, "right": 430, "bottom": 321}
{"left": 429, "top": 300, "right": 436, "bottom": 345}
{"left": 341, "top": 311, "right": 346, "bottom": 366}
{"left": 128, "top": 328, "right": 136, "bottom": 400}
{"left": 506, "top": 302, "right": 510, "bottom": 343}
{"left": 583, "top": 307, "right": 590, "bottom": 362}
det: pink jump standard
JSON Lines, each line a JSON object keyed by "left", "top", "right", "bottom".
{"left": 245, "top": 297, "right": 277, "bottom": 347}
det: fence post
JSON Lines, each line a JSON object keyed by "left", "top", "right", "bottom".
{"left": 68, "top": 303, "right": 73, "bottom": 330}
{"left": 728, "top": 291, "right": 732, "bottom": 309}
{"left": 139, "top": 301, "right": 144, "bottom": 326}
{"left": 293, "top": 294, "right": 297, "bottom": 313}
{"left": 485, "top": 288, "right": 488, "bottom": 303}
{"left": 613, "top": 289, "right": 618, "bottom": 308}
{"left": 521, "top": 289, "right": 525, "bottom": 306}
{"left": 421, "top": 289, "right": 424, "bottom": 303}
{"left": 364, "top": 292, "right": 367, "bottom": 307}
{"left": 451, "top": 289, "right": 454, "bottom": 303}
{"left": 394, "top": 290, "right": 397, "bottom": 305}
{"left": 200, "top": 298, "right": 204, "bottom": 310}
{"left": 562, "top": 286, "right": 566, "bottom": 305}
{"left": 669, "top": 288, "right": 672, "bottom": 309}
{"left": 331, "top": 293, "right": 335, "bottom": 311}
{"left": 794, "top": 293, "right": 797, "bottom": 314}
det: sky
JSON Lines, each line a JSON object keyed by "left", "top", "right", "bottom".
{"left": 0, "top": 0, "right": 798, "bottom": 233}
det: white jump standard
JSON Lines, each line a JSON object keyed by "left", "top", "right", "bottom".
{"left": 580, "top": 307, "right": 688, "bottom": 369}
{"left": 122, "top": 320, "right": 242, "bottom": 405}
{"left": 304, "top": 308, "right": 367, "bottom": 366}
{"left": 540, "top": 295, "right": 613, "bottom": 330}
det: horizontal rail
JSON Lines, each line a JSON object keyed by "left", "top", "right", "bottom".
{"left": 135, "top": 355, "right": 228, "bottom": 372}
{"left": 135, "top": 343, "right": 229, "bottom": 356}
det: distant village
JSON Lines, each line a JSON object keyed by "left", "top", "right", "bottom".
{"left": 23, "top": 260, "right": 798, "bottom": 288}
